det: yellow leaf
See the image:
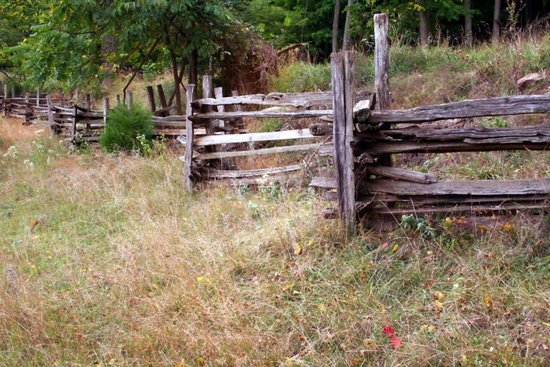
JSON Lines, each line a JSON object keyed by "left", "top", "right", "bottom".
{"left": 318, "top": 303, "right": 325, "bottom": 311}
{"left": 484, "top": 296, "right": 493, "bottom": 308}
{"left": 391, "top": 244, "right": 399, "bottom": 253}
{"left": 501, "top": 223, "right": 513, "bottom": 232}
{"left": 428, "top": 325, "right": 435, "bottom": 333}
{"left": 435, "top": 291, "right": 444, "bottom": 301}
{"left": 294, "top": 243, "right": 302, "bottom": 255}
{"left": 434, "top": 300, "right": 444, "bottom": 309}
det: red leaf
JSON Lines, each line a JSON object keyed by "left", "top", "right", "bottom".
{"left": 382, "top": 325, "right": 395, "bottom": 336}
{"left": 390, "top": 336, "right": 402, "bottom": 349}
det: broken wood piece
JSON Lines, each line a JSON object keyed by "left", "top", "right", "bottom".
{"left": 364, "top": 166, "right": 437, "bottom": 184}
{"left": 309, "top": 123, "right": 333, "bottom": 136}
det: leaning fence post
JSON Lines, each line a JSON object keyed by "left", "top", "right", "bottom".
{"left": 183, "top": 84, "right": 196, "bottom": 191}
{"left": 331, "top": 51, "right": 356, "bottom": 231}
{"left": 146, "top": 85, "right": 156, "bottom": 113}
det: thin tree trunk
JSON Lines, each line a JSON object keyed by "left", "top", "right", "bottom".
{"left": 342, "top": 0, "right": 353, "bottom": 51}
{"left": 332, "top": 0, "right": 340, "bottom": 53}
{"left": 465, "top": 0, "right": 473, "bottom": 48}
{"left": 493, "top": 0, "right": 501, "bottom": 43}
{"left": 419, "top": 0, "right": 429, "bottom": 47}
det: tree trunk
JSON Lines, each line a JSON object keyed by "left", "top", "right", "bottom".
{"left": 493, "top": 0, "right": 501, "bottom": 43}
{"left": 342, "top": 0, "right": 353, "bottom": 51}
{"left": 332, "top": 0, "right": 340, "bottom": 53}
{"left": 465, "top": 0, "right": 473, "bottom": 48}
{"left": 419, "top": 0, "right": 429, "bottom": 47}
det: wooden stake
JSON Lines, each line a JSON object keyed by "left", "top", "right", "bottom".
{"left": 46, "top": 94, "right": 55, "bottom": 136}
{"left": 183, "top": 84, "right": 196, "bottom": 191}
{"left": 146, "top": 85, "right": 156, "bottom": 113}
{"left": 331, "top": 51, "right": 356, "bottom": 231}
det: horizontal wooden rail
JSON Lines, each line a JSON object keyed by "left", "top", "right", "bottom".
{"left": 191, "top": 109, "right": 332, "bottom": 121}
{"left": 195, "top": 143, "right": 322, "bottom": 160}
{"left": 367, "top": 95, "right": 550, "bottom": 124}
{"left": 193, "top": 129, "right": 315, "bottom": 146}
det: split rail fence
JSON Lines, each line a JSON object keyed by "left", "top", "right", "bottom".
{"left": 181, "top": 14, "right": 549, "bottom": 228}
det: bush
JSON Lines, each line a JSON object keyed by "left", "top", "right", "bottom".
{"left": 100, "top": 103, "right": 154, "bottom": 155}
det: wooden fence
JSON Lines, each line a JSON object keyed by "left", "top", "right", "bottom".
{"left": 180, "top": 14, "right": 549, "bottom": 228}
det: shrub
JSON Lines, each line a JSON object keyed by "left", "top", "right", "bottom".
{"left": 100, "top": 103, "right": 154, "bottom": 155}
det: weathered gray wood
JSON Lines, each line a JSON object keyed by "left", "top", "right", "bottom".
{"left": 192, "top": 91, "right": 374, "bottom": 109}
{"left": 85, "top": 94, "right": 92, "bottom": 110}
{"left": 310, "top": 123, "right": 333, "bottom": 136}
{"left": 157, "top": 84, "right": 167, "bottom": 109}
{"left": 356, "top": 140, "right": 550, "bottom": 155}
{"left": 363, "top": 124, "right": 550, "bottom": 142}
{"left": 125, "top": 90, "right": 133, "bottom": 109}
{"left": 103, "top": 98, "right": 109, "bottom": 126}
{"left": 364, "top": 166, "right": 437, "bottom": 184}
{"left": 205, "top": 164, "right": 303, "bottom": 179}
{"left": 146, "top": 86, "right": 156, "bottom": 113}
{"left": 313, "top": 177, "right": 550, "bottom": 197}
{"left": 365, "top": 178, "right": 550, "bottom": 196}
{"left": 193, "top": 129, "right": 314, "bottom": 146}
{"left": 362, "top": 202, "right": 549, "bottom": 216}
{"left": 358, "top": 193, "right": 549, "bottom": 206}
{"left": 367, "top": 95, "right": 550, "bottom": 124}
{"left": 374, "top": 13, "right": 391, "bottom": 111}
{"left": 331, "top": 51, "right": 356, "bottom": 229}
{"left": 46, "top": 94, "right": 55, "bottom": 136}
{"left": 353, "top": 100, "right": 372, "bottom": 124}
{"left": 183, "top": 84, "right": 195, "bottom": 191}
{"left": 196, "top": 143, "right": 322, "bottom": 160}
{"left": 191, "top": 109, "right": 332, "bottom": 121}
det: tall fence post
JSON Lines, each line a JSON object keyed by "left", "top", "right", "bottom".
{"left": 183, "top": 84, "right": 196, "bottom": 191}
{"left": 146, "top": 85, "right": 156, "bottom": 113}
{"left": 46, "top": 94, "right": 56, "bottom": 136}
{"left": 36, "top": 88, "right": 40, "bottom": 107}
{"left": 125, "top": 90, "right": 133, "bottom": 109}
{"left": 374, "top": 13, "right": 391, "bottom": 110}
{"left": 331, "top": 51, "right": 356, "bottom": 231}
{"left": 374, "top": 13, "right": 392, "bottom": 168}
{"left": 103, "top": 97, "right": 109, "bottom": 126}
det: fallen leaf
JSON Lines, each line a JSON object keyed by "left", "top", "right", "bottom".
{"left": 391, "top": 244, "right": 399, "bottom": 253}
{"left": 294, "top": 243, "right": 302, "bottom": 255}
{"left": 390, "top": 336, "right": 402, "bottom": 349}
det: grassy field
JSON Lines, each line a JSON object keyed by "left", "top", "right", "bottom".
{"left": 1, "top": 33, "right": 550, "bottom": 366}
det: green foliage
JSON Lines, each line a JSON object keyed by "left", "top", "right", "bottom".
{"left": 100, "top": 104, "right": 153, "bottom": 155}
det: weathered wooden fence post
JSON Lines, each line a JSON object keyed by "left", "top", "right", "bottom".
{"left": 125, "top": 90, "right": 133, "bottom": 109}
{"left": 331, "top": 51, "right": 356, "bottom": 231}
{"left": 183, "top": 84, "right": 196, "bottom": 191}
{"left": 157, "top": 84, "right": 167, "bottom": 110}
{"left": 103, "top": 97, "right": 109, "bottom": 126}
{"left": 46, "top": 94, "right": 56, "bottom": 136}
{"left": 146, "top": 86, "right": 156, "bottom": 113}
{"left": 374, "top": 13, "right": 392, "bottom": 168}
{"left": 374, "top": 13, "right": 391, "bottom": 110}
{"left": 36, "top": 88, "right": 40, "bottom": 107}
